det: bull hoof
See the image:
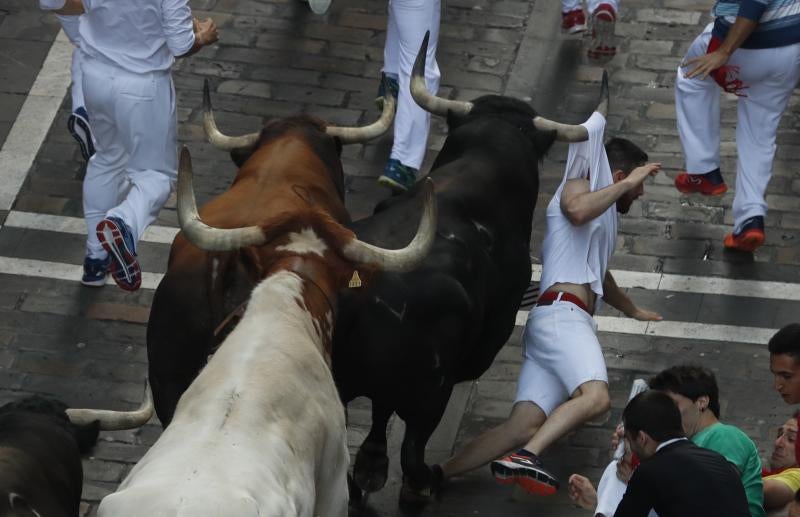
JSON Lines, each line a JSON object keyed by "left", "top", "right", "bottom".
{"left": 399, "top": 476, "right": 433, "bottom": 508}
{"left": 354, "top": 443, "right": 389, "bottom": 492}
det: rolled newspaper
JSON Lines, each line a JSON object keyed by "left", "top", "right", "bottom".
{"left": 612, "top": 378, "right": 649, "bottom": 461}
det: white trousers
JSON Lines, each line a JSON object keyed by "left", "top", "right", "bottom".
{"left": 81, "top": 57, "right": 177, "bottom": 259}
{"left": 561, "top": 0, "right": 619, "bottom": 13}
{"left": 383, "top": 0, "right": 441, "bottom": 170}
{"left": 55, "top": 14, "right": 85, "bottom": 111}
{"left": 676, "top": 24, "right": 800, "bottom": 232}
{"left": 595, "top": 460, "right": 658, "bottom": 517}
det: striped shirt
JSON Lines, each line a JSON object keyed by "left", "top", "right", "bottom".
{"left": 712, "top": 0, "right": 800, "bottom": 48}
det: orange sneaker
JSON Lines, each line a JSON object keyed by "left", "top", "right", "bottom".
{"left": 491, "top": 450, "right": 559, "bottom": 496}
{"left": 724, "top": 216, "right": 765, "bottom": 252}
{"left": 674, "top": 168, "right": 728, "bottom": 196}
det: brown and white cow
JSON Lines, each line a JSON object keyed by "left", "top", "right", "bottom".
{"left": 97, "top": 81, "right": 436, "bottom": 516}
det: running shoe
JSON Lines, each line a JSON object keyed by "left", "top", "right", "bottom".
{"left": 491, "top": 450, "right": 559, "bottom": 496}
{"left": 587, "top": 3, "right": 617, "bottom": 59}
{"left": 67, "top": 106, "right": 95, "bottom": 162}
{"left": 378, "top": 159, "right": 417, "bottom": 192}
{"left": 674, "top": 168, "right": 728, "bottom": 196}
{"left": 96, "top": 216, "right": 141, "bottom": 291}
{"left": 724, "top": 216, "right": 765, "bottom": 252}
{"left": 81, "top": 255, "right": 111, "bottom": 287}
{"left": 561, "top": 9, "right": 587, "bottom": 34}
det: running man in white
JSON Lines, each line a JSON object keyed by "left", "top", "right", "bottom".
{"left": 561, "top": 0, "right": 619, "bottom": 59}
{"left": 675, "top": 0, "right": 800, "bottom": 252}
{"left": 54, "top": 0, "right": 217, "bottom": 290}
{"left": 38, "top": 0, "right": 94, "bottom": 161}
{"left": 376, "top": 0, "right": 440, "bottom": 192}
{"left": 434, "top": 112, "right": 662, "bottom": 496}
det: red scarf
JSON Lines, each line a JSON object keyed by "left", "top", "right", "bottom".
{"left": 706, "top": 36, "right": 748, "bottom": 97}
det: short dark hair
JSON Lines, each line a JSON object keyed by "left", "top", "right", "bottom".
{"left": 648, "top": 365, "right": 721, "bottom": 418}
{"left": 768, "top": 324, "right": 800, "bottom": 360}
{"left": 605, "top": 138, "right": 648, "bottom": 175}
{"left": 623, "top": 390, "right": 685, "bottom": 443}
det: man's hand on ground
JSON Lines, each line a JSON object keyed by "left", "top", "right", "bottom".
{"left": 626, "top": 307, "right": 663, "bottom": 321}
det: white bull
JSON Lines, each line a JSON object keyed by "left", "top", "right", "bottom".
{"left": 98, "top": 271, "right": 349, "bottom": 517}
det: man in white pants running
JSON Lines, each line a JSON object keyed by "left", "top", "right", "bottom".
{"left": 54, "top": 0, "right": 217, "bottom": 290}
{"left": 38, "top": 0, "right": 94, "bottom": 161}
{"left": 561, "top": 0, "right": 619, "bottom": 59}
{"left": 434, "top": 112, "right": 662, "bottom": 496}
{"left": 376, "top": 0, "right": 440, "bottom": 192}
{"left": 675, "top": 0, "right": 800, "bottom": 253}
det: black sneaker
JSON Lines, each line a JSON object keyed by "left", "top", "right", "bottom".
{"left": 491, "top": 450, "right": 559, "bottom": 496}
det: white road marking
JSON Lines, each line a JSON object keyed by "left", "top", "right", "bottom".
{"left": 515, "top": 310, "right": 775, "bottom": 345}
{"left": 3, "top": 210, "right": 178, "bottom": 244}
{"left": 0, "top": 256, "right": 163, "bottom": 291}
{"left": 0, "top": 254, "right": 780, "bottom": 345}
{"left": 0, "top": 31, "right": 72, "bottom": 211}
{"left": 530, "top": 264, "right": 800, "bottom": 301}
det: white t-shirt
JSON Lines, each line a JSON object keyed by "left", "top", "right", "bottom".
{"left": 78, "top": 0, "right": 195, "bottom": 73}
{"left": 538, "top": 111, "right": 618, "bottom": 307}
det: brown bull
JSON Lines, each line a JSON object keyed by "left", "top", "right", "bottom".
{"left": 146, "top": 79, "right": 434, "bottom": 426}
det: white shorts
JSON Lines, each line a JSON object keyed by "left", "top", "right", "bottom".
{"left": 514, "top": 300, "right": 608, "bottom": 415}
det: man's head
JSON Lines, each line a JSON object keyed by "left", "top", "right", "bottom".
{"left": 768, "top": 324, "right": 800, "bottom": 404}
{"left": 623, "top": 390, "right": 685, "bottom": 460}
{"left": 770, "top": 412, "right": 800, "bottom": 471}
{"left": 648, "top": 364, "right": 720, "bottom": 437}
{"left": 606, "top": 137, "right": 648, "bottom": 214}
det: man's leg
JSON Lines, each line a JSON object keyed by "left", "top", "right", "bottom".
{"left": 675, "top": 25, "right": 727, "bottom": 196}
{"left": 378, "top": 0, "right": 440, "bottom": 192}
{"left": 726, "top": 42, "right": 800, "bottom": 251}
{"left": 101, "top": 70, "right": 177, "bottom": 291}
{"left": 523, "top": 380, "right": 610, "bottom": 454}
{"left": 440, "top": 401, "right": 547, "bottom": 480}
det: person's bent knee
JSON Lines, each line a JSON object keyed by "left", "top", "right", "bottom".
{"left": 576, "top": 382, "right": 611, "bottom": 418}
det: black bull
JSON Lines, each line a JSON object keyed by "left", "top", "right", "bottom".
{"left": 332, "top": 32, "right": 603, "bottom": 500}
{"left": 332, "top": 99, "right": 555, "bottom": 499}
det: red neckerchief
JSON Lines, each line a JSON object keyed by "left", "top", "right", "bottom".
{"left": 763, "top": 466, "right": 790, "bottom": 477}
{"left": 706, "top": 36, "right": 748, "bottom": 97}
{"left": 795, "top": 414, "right": 800, "bottom": 465}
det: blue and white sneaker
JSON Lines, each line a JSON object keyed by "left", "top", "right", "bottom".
{"left": 378, "top": 158, "right": 417, "bottom": 193}
{"left": 67, "top": 106, "right": 95, "bottom": 162}
{"left": 96, "top": 216, "right": 141, "bottom": 291}
{"left": 81, "top": 255, "right": 111, "bottom": 287}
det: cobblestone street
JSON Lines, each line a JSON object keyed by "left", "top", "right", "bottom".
{"left": 1, "top": 0, "right": 799, "bottom": 515}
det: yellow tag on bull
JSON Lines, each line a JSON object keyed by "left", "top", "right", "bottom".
{"left": 348, "top": 270, "right": 362, "bottom": 288}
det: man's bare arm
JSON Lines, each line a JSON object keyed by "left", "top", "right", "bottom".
{"left": 560, "top": 163, "right": 661, "bottom": 226}
{"left": 602, "top": 271, "right": 662, "bottom": 321}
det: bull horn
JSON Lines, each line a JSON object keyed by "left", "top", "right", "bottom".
{"left": 411, "top": 31, "right": 473, "bottom": 117}
{"left": 177, "top": 146, "right": 267, "bottom": 251}
{"left": 66, "top": 380, "right": 154, "bottom": 430}
{"left": 343, "top": 178, "right": 437, "bottom": 272}
{"left": 532, "top": 70, "right": 610, "bottom": 142}
{"left": 203, "top": 79, "right": 261, "bottom": 151}
{"left": 326, "top": 90, "right": 396, "bottom": 144}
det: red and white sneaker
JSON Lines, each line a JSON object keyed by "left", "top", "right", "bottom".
{"left": 724, "top": 216, "right": 765, "bottom": 252}
{"left": 491, "top": 450, "right": 559, "bottom": 496}
{"left": 561, "top": 9, "right": 587, "bottom": 34}
{"left": 674, "top": 169, "right": 728, "bottom": 196}
{"left": 588, "top": 3, "right": 617, "bottom": 59}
